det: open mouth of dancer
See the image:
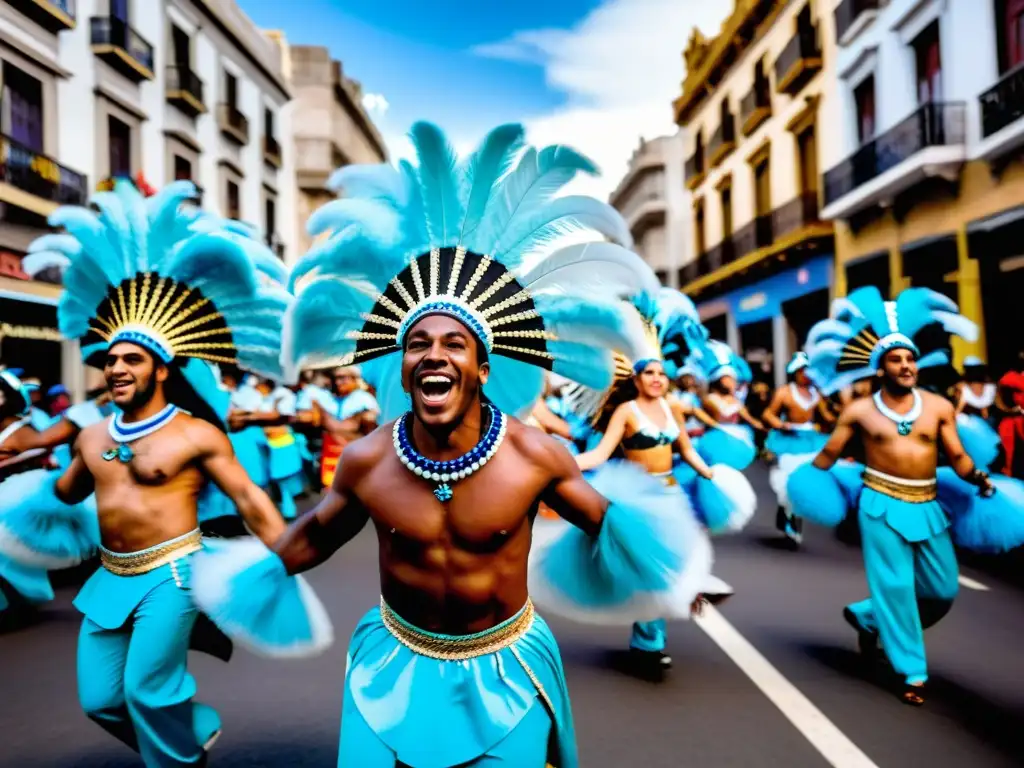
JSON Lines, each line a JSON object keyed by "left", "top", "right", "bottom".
{"left": 416, "top": 371, "right": 457, "bottom": 410}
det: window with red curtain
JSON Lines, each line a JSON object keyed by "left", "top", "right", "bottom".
{"left": 854, "top": 76, "right": 876, "bottom": 144}
{"left": 1007, "top": 0, "right": 1024, "bottom": 70}
{"left": 913, "top": 22, "right": 942, "bottom": 104}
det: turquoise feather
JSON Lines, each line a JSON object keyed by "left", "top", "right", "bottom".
{"left": 485, "top": 357, "right": 545, "bottom": 419}
{"left": 48, "top": 207, "right": 127, "bottom": 284}
{"left": 531, "top": 293, "right": 633, "bottom": 352}
{"left": 410, "top": 121, "right": 464, "bottom": 244}
{"left": 492, "top": 196, "right": 632, "bottom": 261}
{"left": 327, "top": 163, "right": 408, "bottom": 204}
{"left": 549, "top": 340, "right": 615, "bottom": 391}
{"left": 114, "top": 181, "right": 150, "bottom": 272}
{"left": 306, "top": 198, "right": 404, "bottom": 244}
{"left": 522, "top": 242, "right": 658, "bottom": 300}
{"left": 457, "top": 123, "right": 525, "bottom": 243}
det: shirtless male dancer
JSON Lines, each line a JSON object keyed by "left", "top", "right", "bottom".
{"left": 811, "top": 346, "right": 992, "bottom": 705}
{"left": 0, "top": 181, "right": 291, "bottom": 766}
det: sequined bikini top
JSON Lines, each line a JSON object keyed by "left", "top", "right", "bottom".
{"left": 622, "top": 400, "right": 680, "bottom": 451}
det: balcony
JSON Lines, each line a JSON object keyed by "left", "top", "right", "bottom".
{"left": 90, "top": 16, "right": 154, "bottom": 82}
{"left": 680, "top": 192, "right": 831, "bottom": 293}
{"left": 685, "top": 148, "right": 706, "bottom": 190}
{"left": 977, "top": 64, "right": 1024, "bottom": 160}
{"left": 263, "top": 135, "right": 282, "bottom": 169}
{"left": 0, "top": 133, "right": 88, "bottom": 216}
{"left": 9, "top": 0, "right": 75, "bottom": 33}
{"left": 708, "top": 114, "right": 736, "bottom": 167}
{"left": 821, "top": 102, "right": 966, "bottom": 221}
{"left": 166, "top": 66, "right": 205, "bottom": 117}
{"left": 834, "top": 0, "right": 880, "bottom": 47}
{"left": 774, "top": 24, "right": 821, "bottom": 95}
{"left": 740, "top": 83, "right": 771, "bottom": 136}
{"left": 218, "top": 103, "right": 249, "bottom": 146}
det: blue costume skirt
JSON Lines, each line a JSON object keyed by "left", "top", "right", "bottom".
{"left": 764, "top": 426, "right": 828, "bottom": 458}
{"left": 340, "top": 600, "right": 577, "bottom": 768}
{"left": 230, "top": 428, "right": 269, "bottom": 488}
{"left": 696, "top": 424, "right": 756, "bottom": 471}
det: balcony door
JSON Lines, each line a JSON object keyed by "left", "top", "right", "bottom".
{"left": 754, "top": 157, "right": 771, "bottom": 217}
{"left": 694, "top": 200, "right": 706, "bottom": 256}
{"left": 854, "top": 76, "right": 875, "bottom": 144}
{"left": 1004, "top": 0, "right": 1024, "bottom": 71}
{"left": 225, "top": 72, "right": 238, "bottom": 109}
{"left": 1, "top": 63, "right": 44, "bottom": 152}
{"left": 913, "top": 22, "right": 943, "bottom": 104}
{"left": 172, "top": 25, "right": 190, "bottom": 69}
{"left": 108, "top": 115, "right": 131, "bottom": 178}
{"left": 720, "top": 184, "right": 733, "bottom": 240}
{"left": 111, "top": 0, "right": 129, "bottom": 23}
{"left": 797, "top": 125, "right": 818, "bottom": 195}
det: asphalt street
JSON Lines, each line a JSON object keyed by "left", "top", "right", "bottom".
{"left": 2, "top": 464, "right": 1023, "bottom": 767}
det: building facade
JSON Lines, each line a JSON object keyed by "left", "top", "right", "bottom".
{"left": 0, "top": 0, "right": 294, "bottom": 397}
{"left": 283, "top": 44, "right": 387, "bottom": 260}
{"left": 821, "top": 0, "right": 1022, "bottom": 375}
{"left": 609, "top": 133, "right": 689, "bottom": 288}
{"left": 675, "top": 0, "right": 839, "bottom": 387}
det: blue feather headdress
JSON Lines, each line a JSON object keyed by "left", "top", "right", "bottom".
{"left": 679, "top": 317, "right": 746, "bottom": 386}
{"left": 786, "top": 351, "right": 810, "bottom": 376}
{"left": 804, "top": 286, "right": 978, "bottom": 395}
{"left": 285, "top": 122, "right": 655, "bottom": 418}
{"left": 23, "top": 181, "right": 289, "bottom": 382}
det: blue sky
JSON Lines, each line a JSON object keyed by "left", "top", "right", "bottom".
{"left": 239, "top": 0, "right": 728, "bottom": 198}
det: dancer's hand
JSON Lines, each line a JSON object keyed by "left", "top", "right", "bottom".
{"left": 690, "top": 594, "right": 708, "bottom": 617}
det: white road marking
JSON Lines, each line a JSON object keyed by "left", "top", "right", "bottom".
{"left": 958, "top": 575, "right": 990, "bottom": 591}
{"left": 695, "top": 605, "right": 880, "bottom": 768}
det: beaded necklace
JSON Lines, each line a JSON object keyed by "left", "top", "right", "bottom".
{"left": 392, "top": 402, "right": 507, "bottom": 501}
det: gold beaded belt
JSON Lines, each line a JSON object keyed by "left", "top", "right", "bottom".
{"left": 100, "top": 530, "right": 202, "bottom": 576}
{"left": 862, "top": 468, "right": 937, "bottom": 503}
{"left": 380, "top": 598, "right": 535, "bottom": 661}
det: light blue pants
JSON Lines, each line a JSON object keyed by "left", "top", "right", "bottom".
{"left": 338, "top": 683, "right": 552, "bottom": 766}
{"left": 846, "top": 511, "right": 959, "bottom": 685}
{"left": 77, "top": 576, "right": 217, "bottom": 767}
{"left": 630, "top": 619, "right": 667, "bottom": 652}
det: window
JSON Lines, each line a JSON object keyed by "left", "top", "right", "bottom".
{"left": 173, "top": 155, "right": 192, "bottom": 181}
{"left": 694, "top": 200, "right": 706, "bottom": 256}
{"left": 720, "top": 185, "right": 733, "bottom": 239}
{"left": 225, "top": 72, "right": 238, "bottom": 108}
{"left": 1001, "top": 0, "right": 1024, "bottom": 72}
{"left": 172, "top": 25, "right": 190, "bottom": 68}
{"left": 264, "top": 108, "right": 275, "bottom": 140}
{"left": 797, "top": 125, "right": 818, "bottom": 194}
{"left": 854, "top": 76, "right": 876, "bottom": 144}
{"left": 913, "top": 21, "right": 942, "bottom": 104}
{"left": 754, "top": 57, "right": 768, "bottom": 91}
{"left": 226, "top": 180, "right": 240, "bottom": 219}
{"left": 754, "top": 158, "right": 771, "bottom": 217}
{"left": 108, "top": 116, "right": 131, "bottom": 177}
{"left": 265, "top": 196, "right": 276, "bottom": 239}
{"left": 1, "top": 63, "right": 44, "bottom": 152}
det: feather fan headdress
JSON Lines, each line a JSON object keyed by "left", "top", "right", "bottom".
{"left": 804, "top": 286, "right": 977, "bottom": 395}
{"left": 284, "top": 122, "right": 656, "bottom": 418}
{"left": 786, "top": 351, "right": 810, "bottom": 376}
{"left": 23, "top": 180, "right": 289, "bottom": 381}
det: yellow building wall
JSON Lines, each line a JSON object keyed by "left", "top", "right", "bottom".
{"left": 832, "top": 158, "right": 1024, "bottom": 364}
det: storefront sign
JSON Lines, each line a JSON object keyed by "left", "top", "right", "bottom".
{"left": 0, "top": 323, "right": 63, "bottom": 343}
{"left": 723, "top": 256, "right": 833, "bottom": 326}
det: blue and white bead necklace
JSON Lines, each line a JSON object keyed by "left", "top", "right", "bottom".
{"left": 873, "top": 389, "right": 922, "bottom": 437}
{"left": 104, "top": 403, "right": 180, "bottom": 463}
{"left": 393, "top": 402, "right": 507, "bottom": 501}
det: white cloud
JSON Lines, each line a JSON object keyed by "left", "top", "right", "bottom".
{"left": 473, "top": 0, "right": 729, "bottom": 200}
{"left": 362, "top": 92, "right": 391, "bottom": 115}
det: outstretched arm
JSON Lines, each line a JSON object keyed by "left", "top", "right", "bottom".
{"left": 574, "top": 404, "right": 629, "bottom": 471}
{"left": 275, "top": 441, "right": 372, "bottom": 574}
{"left": 7, "top": 418, "right": 79, "bottom": 455}
{"left": 816, "top": 398, "right": 837, "bottom": 426}
{"left": 812, "top": 405, "right": 859, "bottom": 471}
{"left": 670, "top": 400, "right": 713, "bottom": 479}
{"left": 938, "top": 397, "right": 995, "bottom": 494}
{"left": 761, "top": 389, "right": 787, "bottom": 431}
{"left": 198, "top": 426, "right": 287, "bottom": 547}
{"left": 531, "top": 399, "right": 573, "bottom": 440}
{"left": 739, "top": 406, "right": 764, "bottom": 431}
